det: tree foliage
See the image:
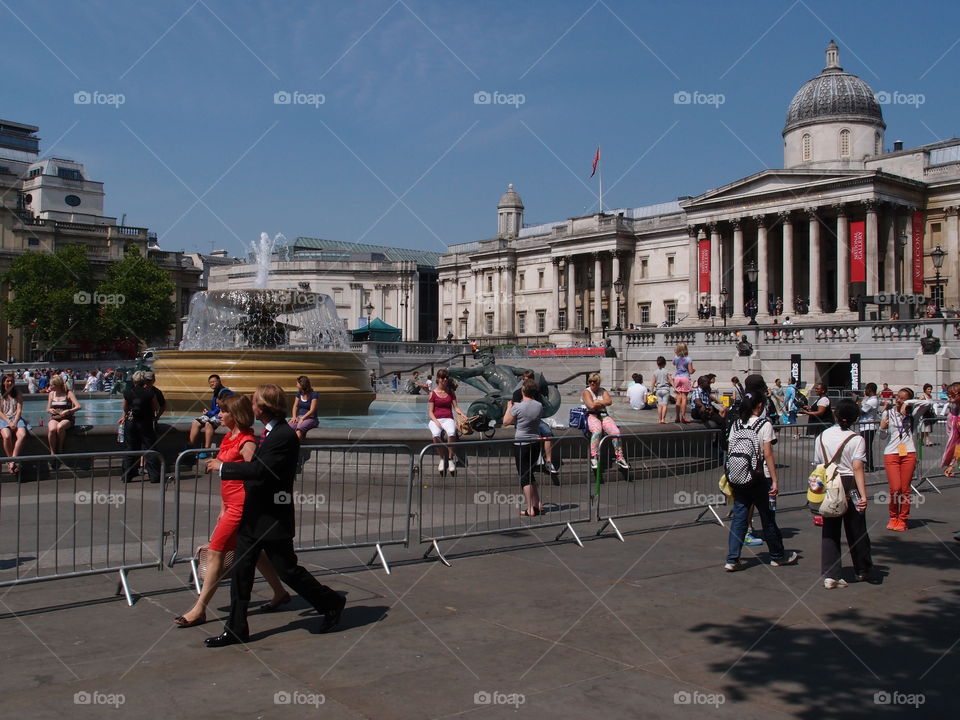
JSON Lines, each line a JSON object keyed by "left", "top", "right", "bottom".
{"left": 0, "top": 245, "right": 97, "bottom": 344}
{"left": 96, "top": 247, "right": 177, "bottom": 346}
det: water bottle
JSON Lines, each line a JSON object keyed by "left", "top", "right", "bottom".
{"left": 850, "top": 488, "right": 863, "bottom": 513}
{"left": 768, "top": 492, "right": 777, "bottom": 512}
{"left": 117, "top": 421, "right": 125, "bottom": 444}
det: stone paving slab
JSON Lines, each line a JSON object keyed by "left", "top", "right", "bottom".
{"left": 1, "top": 482, "right": 958, "bottom": 719}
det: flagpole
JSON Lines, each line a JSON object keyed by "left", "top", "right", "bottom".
{"left": 598, "top": 147, "right": 603, "bottom": 214}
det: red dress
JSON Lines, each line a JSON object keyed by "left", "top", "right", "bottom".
{"left": 207, "top": 429, "right": 256, "bottom": 552}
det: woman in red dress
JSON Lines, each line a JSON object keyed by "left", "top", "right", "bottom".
{"left": 175, "top": 394, "right": 289, "bottom": 627}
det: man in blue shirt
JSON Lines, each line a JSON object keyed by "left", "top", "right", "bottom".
{"left": 188, "top": 374, "right": 231, "bottom": 457}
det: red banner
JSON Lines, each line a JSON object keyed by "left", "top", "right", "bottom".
{"left": 912, "top": 211, "right": 925, "bottom": 294}
{"left": 698, "top": 239, "right": 711, "bottom": 293}
{"left": 849, "top": 220, "right": 866, "bottom": 283}
{"left": 529, "top": 347, "right": 605, "bottom": 357}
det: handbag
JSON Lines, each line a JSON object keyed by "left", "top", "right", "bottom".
{"left": 568, "top": 406, "right": 588, "bottom": 431}
{"left": 456, "top": 413, "right": 474, "bottom": 436}
{"left": 816, "top": 433, "right": 856, "bottom": 517}
{"left": 195, "top": 544, "right": 234, "bottom": 583}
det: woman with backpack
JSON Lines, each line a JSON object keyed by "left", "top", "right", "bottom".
{"left": 814, "top": 399, "right": 873, "bottom": 588}
{"left": 723, "top": 392, "right": 799, "bottom": 572}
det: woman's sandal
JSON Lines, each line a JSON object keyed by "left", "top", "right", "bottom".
{"left": 173, "top": 612, "right": 206, "bottom": 628}
{"left": 520, "top": 508, "right": 540, "bottom": 517}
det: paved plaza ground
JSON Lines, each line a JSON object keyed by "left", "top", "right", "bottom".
{"left": 1, "top": 470, "right": 957, "bottom": 719}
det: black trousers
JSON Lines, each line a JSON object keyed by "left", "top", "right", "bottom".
{"left": 514, "top": 442, "right": 539, "bottom": 488}
{"left": 821, "top": 475, "right": 873, "bottom": 578}
{"left": 122, "top": 422, "right": 160, "bottom": 483}
{"left": 861, "top": 429, "right": 877, "bottom": 472}
{"left": 227, "top": 531, "right": 341, "bottom": 634}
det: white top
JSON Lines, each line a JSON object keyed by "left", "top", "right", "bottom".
{"left": 858, "top": 395, "right": 880, "bottom": 430}
{"left": 814, "top": 426, "right": 866, "bottom": 475}
{"left": 881, "top": 408, "right": 916, "bottom": 455}
{"left": 626, "top": 383, "right": 648, "bottom": 409}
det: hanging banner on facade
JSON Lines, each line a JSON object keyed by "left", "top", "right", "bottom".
{"left": 850, "top": 353, "right": 861, "bottom": 392}
{"left": 790, "top": 354, "right": 801, "bottom": 385}
{"left": 912, "top": 211, "right": 925, "bottom": 295}
{"left": 849, "top": 220, "right": 866, "bottom": 283}
{"left": 698, "top": 239, "right": 710, "bottom": 293}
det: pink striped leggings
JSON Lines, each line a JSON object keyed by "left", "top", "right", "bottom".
{"left": 587, "top": 415, "right": 624, "bottom": 460}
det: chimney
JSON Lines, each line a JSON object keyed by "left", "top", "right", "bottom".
{"left": 893, "top": 140, "right": 904, "bottom": 152}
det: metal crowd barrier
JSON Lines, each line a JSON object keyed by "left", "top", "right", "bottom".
{"left": 914, "top": 415, "right": 947, "bottom": 494}
{"left": 169, "top": 444, "right": 414, "bottom": 584}
{"left": 417, "top": 435, "right": 593, "bottom": 565}
{"left": 0, "top": 450, "right": 166, "bottom": 606}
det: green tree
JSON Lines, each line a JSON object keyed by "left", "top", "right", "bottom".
{"left": 0, "top": 245, "right": 98, "bottom": 346}
{"left": 96, "top": 247, "right": 176, "bottom": 347}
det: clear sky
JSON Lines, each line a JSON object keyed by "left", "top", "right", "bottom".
{"left": 2, "top": 0, "right": 957, "bottom": 257}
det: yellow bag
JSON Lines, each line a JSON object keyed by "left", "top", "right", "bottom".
{"left": 719, "top": 474, "right": 732, "bottom": 498}
{"left": 646, "top": 394, "right": 657, "bottom": 406}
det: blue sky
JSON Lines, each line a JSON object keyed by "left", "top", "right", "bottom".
{"left": 3, "top": 0, "right": 958, "bottom": 257}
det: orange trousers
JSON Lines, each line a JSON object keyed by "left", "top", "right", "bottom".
{"left": 883, "top": 452, "right": 916, "bottom": 521}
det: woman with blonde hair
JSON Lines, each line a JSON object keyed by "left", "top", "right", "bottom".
{"left": 174, "top": 394, "right": 289, "bottom": 627}
{"left": 672, "top": 342, "right": 695, "bottom": 423}
{"left": 46, "top": 374, "right": 80, "bottom": 459}
{"left": 581, "top": 374, "right": 629, "bottom": 471}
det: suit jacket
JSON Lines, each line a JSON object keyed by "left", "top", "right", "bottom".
{"left": 221, "top": 419, "right": 299, "bottom": 541}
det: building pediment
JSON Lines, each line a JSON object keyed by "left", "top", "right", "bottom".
{"left": 682, "top": 168, "right": 874, "bottom": 210}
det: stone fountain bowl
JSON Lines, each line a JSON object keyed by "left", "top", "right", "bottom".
{"left": 152, "top": 349, "right": 375, "bottom": 415}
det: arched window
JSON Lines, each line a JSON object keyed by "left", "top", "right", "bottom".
{"left": 875, "top": 132, "right": 882, "bottom": 155}
{"left": 801, "top": 133, "right": 812, "bottom": 162}
{"left": 839, "top": 128, "right": 851, "bottom": 157}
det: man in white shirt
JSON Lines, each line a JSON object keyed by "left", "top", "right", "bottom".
{"left": 626, "top": 373, "right": 649, "bottom": 410}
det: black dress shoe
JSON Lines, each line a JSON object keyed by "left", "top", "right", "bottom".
{"left": 204, "top": 627, "right": 249, "bottom": 647}
{"left": 316, "top": 597, "right": 346, "bottom": 633}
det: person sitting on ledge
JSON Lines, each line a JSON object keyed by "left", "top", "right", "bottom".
{"left": 188, "top": 374, "right": 231, "bottom": 458}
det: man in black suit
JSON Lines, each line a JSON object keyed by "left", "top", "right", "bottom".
{"left": 203, "top": 384, "right": 345, "bottom": 648}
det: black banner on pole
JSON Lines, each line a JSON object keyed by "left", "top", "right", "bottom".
{"left": 850, "top": 353, "right": 862, "bottom": 392}
{"left": 790, "top": 354, "right": 801, "bottom": 385}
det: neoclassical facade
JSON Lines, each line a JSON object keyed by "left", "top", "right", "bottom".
{"left": 438, "top": 42, "right": 960, "bottom": 343}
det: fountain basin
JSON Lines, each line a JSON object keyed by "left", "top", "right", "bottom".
{"left": 152, "top": 349, "right": 375, "bottom": 415}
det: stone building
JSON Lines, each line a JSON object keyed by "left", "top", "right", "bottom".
{"left": 438, "top": 41, "right": 960, "bottom": 344}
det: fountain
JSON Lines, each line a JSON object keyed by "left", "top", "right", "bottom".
{"left": 152, "top": 233, "right": 375, "bottom": 415}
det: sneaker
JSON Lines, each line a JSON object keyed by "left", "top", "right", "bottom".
{"left": 823, "top": 578, "right": 848, "bottom": 589}
{"left": 590, "top": 458, "right": 598, "bottom": 470}
{"left": 545, "top": 461, "right": 558, "bottom": 475}
{"left": 770, "top": 552, "right": 799, "bottom": 567}
{"left": 447, "top": 459, "right": 457, "bottom": 474}
{"left": 886, "top": 519, "right": 898, "bottom": 530}
{"left": 723, "top": 560, "right": 744, "bottom": 572}
{"left": 743, "top": 532, "right": 763, "bottom": 546}
{"left": 438, "top": 460, "right": 446, "bottom": 472}
{"left": 891, "top": 519, "right": 907, "bottom": 532}
{"left": 197, "top": 451, "right": 211, "bottom": 460}
{"left": 616, "top": 458, "right": 630, "bottom": 470}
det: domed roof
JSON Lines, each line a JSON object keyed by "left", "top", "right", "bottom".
{"left": 783, "top": 41, "right": 884, "bottom": 135}
{"left": 498, "top": 183, "right": 523, "bottom": 209}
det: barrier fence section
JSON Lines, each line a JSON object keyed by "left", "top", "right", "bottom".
{"left": 169, "top": 444, "right": 414, "bottom": 581}
{"left": 0, "top": 450, "right": 166, "bottom": 605}
{"left": 417, "top": 435, "right": 593, "bottom": 565}
{"left": 914, "top": 416, "right": 947, "bottom": 493}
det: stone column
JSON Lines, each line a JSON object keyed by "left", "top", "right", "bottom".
{"left": 808, "top": 209, "right": 822, "bottom": 314}
{"left": 566, "top": 257, "right": 576, "bottom": 331}
{"left": 781, "top": 213, "right": 794, "bottom": 313}
{"left": 836, "top": 206, "right": 850, "bottom": 313}
{"left": 946, "top": 207, "right": 959, "bottom": 308}
{"left": 351, "top": 283, "right": 363, "bottom": 327}
{"left": 472, "top": 269, "right": 481, "bottom": 337}
{"left": 732, "top": 218, "right": 744, "bottom": 317}
{"left": 709, "top": 223, "right": 721, "bottom": 312}
{"left": 493, "top": 266, "right": 502, "bottom": 335}
{"left": 755, "top": 215, "right": 769, "bottom": 319}
{"left": 866, "top": 200, "right": 879, "bottom": 297}
{"left": 551, "top": 258, "right": 561, "bottom": 331}
{"left": 593, "top": 252, "right": 603, "bottom": 331}
{"left": 884, "top": 210, "right": 897, "bottom": 293}
{"left": 688, "top": 227, "right": 699, "bottom": 311}
{"left": 611, "top": 250, "right": 621, "bottom": 328}
{"left": 503, "top": 265, "right": 515, "bottom": 336}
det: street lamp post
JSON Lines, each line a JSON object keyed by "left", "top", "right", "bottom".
{"left": 613, "top": 277, "right": 624, "bottom": 331}
{"left": 745, "top": 260, "right": 758, "bottom": 320}
{"left": 720, "top": 288, "right": 729, "bottom": 328}
{"left": 364, "top": 302, "right": 374, "bottom": 329}
{"left": 931, "top": 244, "right": 946, "bottom": 312}
{"left": 462, "top": 308, "right": 469, "bottom": 342}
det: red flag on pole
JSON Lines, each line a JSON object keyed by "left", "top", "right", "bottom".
{"left": 590, "top": 146, "right": 600, "bottom": 178}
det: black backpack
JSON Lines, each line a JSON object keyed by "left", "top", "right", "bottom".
{"left": 794, "top": 389, "right": 809, "bottom": 409}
